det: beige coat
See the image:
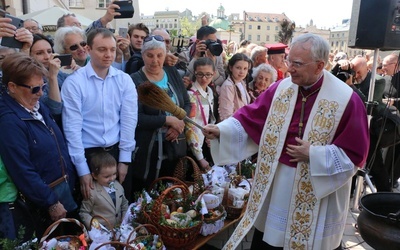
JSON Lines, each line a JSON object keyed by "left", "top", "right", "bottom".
{"left": 218, "top": 76, "right": 250, "bottom": 121}
{"left": 80, "top": 181, "right": 129, "bottom": 230}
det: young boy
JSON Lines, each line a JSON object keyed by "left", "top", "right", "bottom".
{"left": 79, "top": 152, "right": 129, "bottom": 229}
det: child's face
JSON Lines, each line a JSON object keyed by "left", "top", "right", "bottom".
{"left": 92, "top": 165, "right": 117, "bottom": 187}
{"left": 194, "top": 65, "right": 215, "bottom": 86}
{"left": 230, "top": 60, "right": 249, "bottom": 82}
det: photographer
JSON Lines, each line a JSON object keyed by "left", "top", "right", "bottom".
{"left": 178, "top": 26, "right": 225, "bottom": 92}
{"left": 339, "top": 56, "right": 396, "bottom": 192}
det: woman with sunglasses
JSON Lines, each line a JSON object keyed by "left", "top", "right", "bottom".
{"left": 0, "top": 53, "right": 77, "bottom": 241}
{"left": 128, "top": 35, "right": 191, "bottom": 200}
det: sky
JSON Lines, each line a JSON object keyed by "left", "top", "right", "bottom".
{"left": 138, "top": 0, "right": 354, "bottom": 29}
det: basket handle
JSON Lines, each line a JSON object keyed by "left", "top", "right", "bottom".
{"left": 39, "top": 218, "right": 88, "bottom": 246}
{"left": 148, "top": 176, "right": 189, "bottom": 191}
{"left": 127, "top": 223, "right": 161, "bottom": 243}
{"left": 152, "top": 184, "right": 190, "bottom": 223}
{"left": 93, "top": 241, "right": 134, "bottom": 250}
{"left": 89, "top": 214, "right": 116, "bottom": 240}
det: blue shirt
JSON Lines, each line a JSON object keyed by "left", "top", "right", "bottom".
{"left": 61, "top": 62, "right": 138, "bottom": 176}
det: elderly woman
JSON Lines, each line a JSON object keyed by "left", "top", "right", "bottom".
{"left": 128, "top": 35, "right": 191, "bottom": 199}
{"left": 248, "top": 63, "right": 277, "bottom": 102}
{"left": 53, "top": 26, "right": 89, "bottom": 67}
{"left": 0, "top": 53, "right": 77, "bottom": 240}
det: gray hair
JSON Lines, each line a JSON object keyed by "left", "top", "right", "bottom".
{"left": 250, "top": 45, "right": 268, "bottom": 62}
{"left": 290, "top": 33, "right": 330, "bottom": 65}
{"left": 23, "top": 18, "right": 42, "bottom": 30}
{"left": 252, "top": 63, "right": 277, "bottom": 82}
{"left": 57, "top": 13, "right": 76, "bottom": 29}
{"left": 141, "top": 37, "right": 166, "bottom": 54}
{"left": 53, "top": 26, "right": 86, "bottom": 54}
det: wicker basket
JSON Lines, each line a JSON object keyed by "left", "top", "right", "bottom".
{"left": 150, "top": 184, "right": 202, "bottom": 248}
{"left": 222, "top": 177, "right": 251, "bottom": 220}
{"left": 127, "top": 224, "right": 164, "bottom": 250}
{"left": 39, "top": 218, "right": 88, "bottom": 249}
{"left": 89, "top": 214, "right": 116, "bottom": 241}
{"left": 137, "top": 177, "right": 189, "bottom": 225}
{"left": 93, "top": 241, "right": 134, "bottom": 250}
{"left": 174, "top": 156, "right": 205, "bottom": 195}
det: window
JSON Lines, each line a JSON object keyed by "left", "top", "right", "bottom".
{"left": 332, "top": 34, "right": 334, "bottom": 38}
{"left": 257, "top": 35, "right": 260, "bottom": 41}
{"left": 275, "top": 26, "right": 278, "bottom": 31}
{"left": 69, "top": 0, "right": 83, "bottom": 7}
{"left": 248, "top": 35, "right": 252, "bottom": 40}
{"left": 267, "top": 26, "right": 270, "bottom": 30}
{"left": 266, "top": 35, "right": 270, "bottom": 41}
{"left": 98, "top": 0, "right": 112, "bottom": 8}
{"left": 274, "top": 35, "right": 278, "bottom": 42}
{"left": 331, "top": 42, "right": 334, "bottom": 47}
{"left": 249, "top": 25, "right": 252, "bottom": 29}
{"left": 257, "top": 25, "right": 261, "bottom": 30}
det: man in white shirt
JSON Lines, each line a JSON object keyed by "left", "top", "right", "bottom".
{"left": 62, "top": 28, "right": 137, "bottom": 200}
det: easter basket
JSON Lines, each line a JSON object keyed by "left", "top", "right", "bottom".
{"left": 197, "top": 190, "right": 226, "bottom": 236}
{"left": 137, "top": 177, "right": 189, "bottom": 225}
{"left": 87, "top": 214, "right": 118, "bottom": 249}
{"left": 39, "top": 218, "right": 88, "bottom": 249}
{"left": 173, "top": 156, "right": 206, "bottom": 195}
{"left": 127, "top": 224, "right": 165, "bottom": 250}
{"left": 150, "top": 184, "right": 203, "bottom": 248}
{"left": 222, "top": 176, "right": 251, "bottom": 220}
{"left": 92, "top": 241, "right": 133, "bottom": 250}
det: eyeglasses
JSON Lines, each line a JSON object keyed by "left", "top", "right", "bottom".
{"left": 144, "top": 35, "right": 164, "bottom": 43}
{"left": 14, "top": 82, "right": 47, "bottom": 94}
{"left": 164, "top": 39, "right": 171, "bottom": 45}
{"left": 69, "top": 41, "right": 87, "bottom": 51}
{"left": 195, "top": 73, "right": 214, "bottom": 79}
{"left": 285, "top": 59, "right": 318, "bottom": 69}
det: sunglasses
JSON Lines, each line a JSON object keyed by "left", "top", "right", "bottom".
{"left": 69, "top": 41, "right": 87, "bottom": 51}
{"left": 144, "top": 35, "right": 164, "bottom": 43}
{"left": 14, "top": 82, "right": 47, "bottom": 94}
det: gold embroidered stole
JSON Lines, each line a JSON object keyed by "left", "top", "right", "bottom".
{"left": 223, "top": 72, "right": 352, "bottom": 250}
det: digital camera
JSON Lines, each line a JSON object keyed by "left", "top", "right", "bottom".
{"left": 203, "top": 39, "right": 223, "bottom": 56}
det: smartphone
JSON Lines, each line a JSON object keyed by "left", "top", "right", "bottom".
{"left": 114, "top": 0, "right": 134, "bottom": 19}
{"left": 119, "top": 27, "right": 128, "bottom": 38}
{"left": 54, "top": 54, "right": 72, "bottom": 67}
{"left": 0, "top": 11, "right": 24, "bottom": 49}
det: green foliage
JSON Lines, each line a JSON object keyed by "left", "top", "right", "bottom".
{"left": 0, "top": 226, "right": 38, "bottom": 250}
{"left": 278, "top": 19, "right": 296, "bottom": 45}
{"left": 179, "top": 16, "right": 200, "bottom": 37}
{"left": 239, "top": 159, "right": 256, "bottom": 179}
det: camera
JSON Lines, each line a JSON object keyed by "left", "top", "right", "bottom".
{"left": 331, "top": 63, "right": 355, "bottom": 83}
{"left": 203, "top": 39, "right": 223, "bottom": 56}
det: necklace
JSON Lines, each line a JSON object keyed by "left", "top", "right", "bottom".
{"left": 298, "top": 86, "right": 321, "bottom": 138}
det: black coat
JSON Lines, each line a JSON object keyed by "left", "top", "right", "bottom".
{"left": 130, "top": 66, "right": 191, "bottom": 182}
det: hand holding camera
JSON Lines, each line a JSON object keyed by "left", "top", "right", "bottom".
{"left": 195, "top": 39, "right": 223, "bottom": 58}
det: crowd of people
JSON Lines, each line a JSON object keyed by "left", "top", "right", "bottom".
{"left": 0, "top": 4, "right": 398, "bottom": 250}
